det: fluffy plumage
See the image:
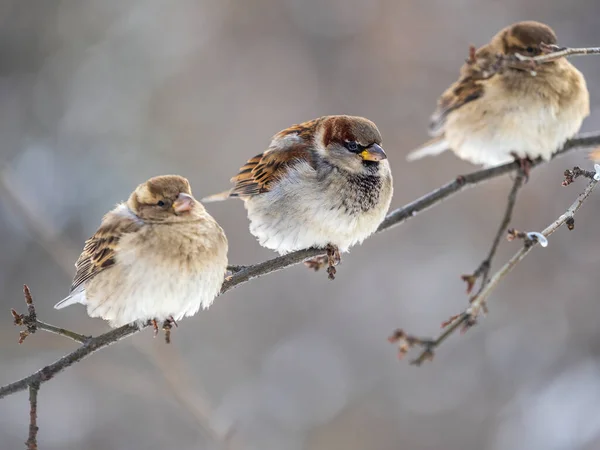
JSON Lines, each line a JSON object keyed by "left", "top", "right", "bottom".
{"left": 407, "top": 21, "right": 590, "bottom": 167}
{"left": 55, "top": 175, "right": 228, "bottom": 328}
{"left": 203, "top": 115, "right": 393, "bottom": 278}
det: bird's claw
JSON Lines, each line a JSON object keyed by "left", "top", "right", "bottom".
{"left": 511, "top": 152, "right": 532, "bottom": 182}
{"left": 304, "top": 244, "right": 341, "bottom": 280}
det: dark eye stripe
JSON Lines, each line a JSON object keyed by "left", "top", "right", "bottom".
{"left": 344, "top": 141, "right": 366, "bottom": 153}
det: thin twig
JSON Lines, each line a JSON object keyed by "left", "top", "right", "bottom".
{"left": 223, "top": 132, "right": 600, "bottom": 292}
{"left": 32, "top": 321, "right": 90, "bottom": 344}
{"left": 2, "top": 131, "right": 600, "bottom": 399}
{"left": 391, "top": 173, "right": 598, "bottom": 365}
{"left": 516, "top": 45, "right": 600, "bottom": 64}
{"left": 461, "top": 172, "right": 525, "bottom": 294}
{"left": 2, "top": 176, "right": 224, "bottom": 448}
{"left": 562, "top": 166, "right": 597, "bottom": 186}
{"left": 11, "top": 285, "right": 91, "bottom": 344}
{"left": 25, "top": 382, "right": 39, "bottom": 450}
{"left": 0, "top": 324, "right": 140, "bottom": 399}
{"left": 465, "top": 45, "right": 600, "bottom": 83}
{"left": 378, "top": 131, "right": 600, "bottom": 233}
{"left": 468, "top": 176, "right": 598, "bottom": 314}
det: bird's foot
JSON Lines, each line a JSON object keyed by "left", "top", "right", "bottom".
{"left": 304, "top": 244, "right": 341, "bottom": 280}
{"left": 149, "top": 319, "right": 159, "bottom": 337}
{"left": 510, "top": 153, "right": 532, "bottom": 183}
{"left": 326, "top": 244, "right": 341, "bottom": 280}
{"left": 161, "top": 317, "right": 178, "bottom": 344}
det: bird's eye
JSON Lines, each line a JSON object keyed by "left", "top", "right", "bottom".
{"left": 526, "top": 46, "right": 535, "bottom": 53}
{"left": 157, "top": 200, "right": 166, "bottom": 207}
{"left": 345, "top": 141, "right": 359, "bottom": 152}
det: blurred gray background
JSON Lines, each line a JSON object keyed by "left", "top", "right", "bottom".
{"left": 2, "top": 1, "right": 600, "bottom": 449}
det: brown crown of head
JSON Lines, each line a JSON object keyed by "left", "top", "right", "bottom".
{"left": 128, "top": 175, "right": 194, "bottom": 217}
{"left": 493, "top": 21, "right": 558, "bottom": 55}
{"left": 319, "top": 115, "right": 382, "bottom": 148}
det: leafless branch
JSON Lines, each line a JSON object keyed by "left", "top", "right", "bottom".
{"left": 0, "top": 324, "right": 140, "bottom": 399}
{"left": 466, "top": 45, "right": 600, "bottom": 82}
{"left": 517, "top": 44, "right": 600, "bottom": 64}
{"left": 1, "top": 131, "right": 600, "bottom": 400}
{"left": 25, "top": 382, "right": 39, "bottom": 450}
{"left": 1, "top": 174, "right": 230, "bottom": 449}
{"left": 461, "top": 171, "right": 525, "bottom": 295}
{"left": 390, "top": 169, "right": 599, "bottom": 365}
{"left": 12, "top": 285, "right": 91, "bottom": 344}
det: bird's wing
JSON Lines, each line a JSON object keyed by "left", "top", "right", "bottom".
{"left": 427, "top": 45, "right": 497, "bottom": 136}
{"left": 203, "top": 120, "right": 319, "bottom": 201}
{"left": 70, "top": 206, "right": 142, "bottom": 293}
{"left": 428, "top": 77, "right": 485, "bottom": 136}
{"left": 229, "top": 132, "right": 316, "bottom": 197}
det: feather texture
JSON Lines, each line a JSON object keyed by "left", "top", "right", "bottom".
{"left": 54, "top": 175, "right": 228, "bottom": 328}
{"left": 204, "top": 115, "right": 393, "bottom": 262}
{"left": 70, "top": 205, "right": 142, "bottom": 294}
{"left": 407, "top": 21, "right": 590, "bottom": 167}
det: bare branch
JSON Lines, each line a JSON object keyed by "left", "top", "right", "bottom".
{"left": 464, "top": 45, "right": 600, "bottom": 83}
{"left": 2, "top": 131, "right": 600, "bottom": 400}
{"left": 12, "top": 286, "right": 91, "bottom": 344}
{"left": 25, "top": 382, "right": 39, "bottom": 450}
{"left": 469, "top": 173, "right": 598, "bottom": 313}
{"left": 461, "top": 171, "right": 525, "bottom": 294}
{"left": 379, "top": 131, "right": 600, "bottom": 232}
{"left": 390, "top": 171, "right": 599, "bottom": 364}
{"left": 0, "top": 324, "right": 140, "bottom": 399}
{"left": 29, "top": 321, "right": 90, "bottom": 345}
{"left": 516, "top": 45, "right": 600, "bottom": 64}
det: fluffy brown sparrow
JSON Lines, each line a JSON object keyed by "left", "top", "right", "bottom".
{"left": 203, "top": 115, "right": 393, "bottom": 279}
{"left": 54, "top": 175, "right": 228, "bottom": 335}
{"left": 407, "top": 21, "right": 589, "bottom": 168}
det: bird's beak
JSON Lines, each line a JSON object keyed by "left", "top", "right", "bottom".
{"left": 360, "top": 144, "right": 387, "bottom": 162}
{"left": 173, "top": 193, "right": 194, "bottom": 213}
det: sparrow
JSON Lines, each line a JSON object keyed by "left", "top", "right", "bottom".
{"left": 203, "top": 115, "right": 393, "bottom": 279}
{"left": 406, "top": 21, "right": 590, "bottom": 169}
{"left": 54, "top": 175, "right": 228, "bottom": 338}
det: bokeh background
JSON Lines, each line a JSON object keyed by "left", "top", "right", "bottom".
{"left": 2, "top": 1, "right": 600, "bottom": 449}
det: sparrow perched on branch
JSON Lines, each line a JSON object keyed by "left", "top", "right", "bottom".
{"left": 407, "top": 21, "right": 590, "bottom": 169}
{"left": 203, "top": 115, "right": 393, "bottom": 279}
{"left": 55, "top": 175, "right": 228, "bottom": 337}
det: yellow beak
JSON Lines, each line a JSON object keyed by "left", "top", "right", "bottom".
{"left": 360, "top": 144, "right": 387, "bottom": 162}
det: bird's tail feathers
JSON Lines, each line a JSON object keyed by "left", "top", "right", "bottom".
{"left": 406, "top": 137, "right": 449, "bottom": 161}
{"left": 54, "top": 290, "right": 86, "bottom": 310}
{"left": 201, "top": 189, "right": 233, "bottom": 203}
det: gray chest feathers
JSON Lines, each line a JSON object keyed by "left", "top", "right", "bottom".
{"left": 318, "top": 164, "right": 385, "bottom": 215}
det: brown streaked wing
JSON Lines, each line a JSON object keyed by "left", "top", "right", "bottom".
{"left": 230, "top": 144, "right": 315, "bottom": 197}
{"left": 70, "top": 211, "right": 141, "bottom": 292}
{"left": 230, "top": 118, "right": 320, "bottom": 196}
{"left": 429, "top": 76, "right": 484, "bottom": 136}
{"left": 273, "top": 118, "right": 321, "bottom": 140}
{"left": 428, "top": 46, "right": 497, "bottom": 136}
